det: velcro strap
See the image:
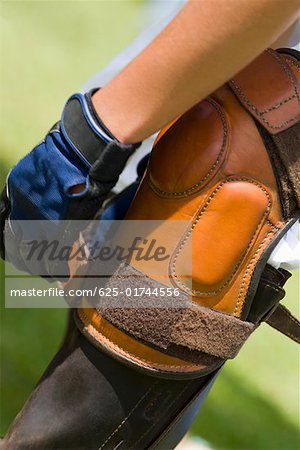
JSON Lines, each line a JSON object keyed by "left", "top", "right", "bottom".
{"left": 61, "top": 93, "right": 113, "bottom": 167}
{"left": 61, "top": 92, "right": 141, "bottom": 170}
{"left": 229, "top": 49, "right": 300, "bottom": 135}
{"left": 266, "top": 304, "right": 300, "bottom": 344}
{"left": 98, "top": 263, "right": 255, "bottom": 359}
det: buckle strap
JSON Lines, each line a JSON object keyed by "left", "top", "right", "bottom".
{"left": 229, "top": 48, "right": 300, "bottom": 135}
{"left": 266, "top": 304, "right": 300, "bottom": 344}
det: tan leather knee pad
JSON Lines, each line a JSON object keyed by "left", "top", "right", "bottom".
{"left": 76, "top": 48, "right": 300, "bottom": 379}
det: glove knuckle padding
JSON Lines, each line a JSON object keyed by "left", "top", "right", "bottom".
{"left": 76, "top": 49, "right": 300, "bottom": 379}
{"left": 9, "top": 136, "right": 89, "bottom": 222}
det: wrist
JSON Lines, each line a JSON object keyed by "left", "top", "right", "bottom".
{"left": 91, "top": 87, "right": 145, "bottom": 145}
{"left": 61, "top": 92, "right": 140, "bottom": 169}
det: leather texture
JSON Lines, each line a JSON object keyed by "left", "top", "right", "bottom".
{"left": 3, "top": 49, "right": 300, "bottom": 449}
{"left": 266, "top": 304, "right": 300, "bottom": 344}
{"left": 1, "top": 160, "right": 218, "bottom": 450}
{"left": 1, "top": 266, "right": 293, "bottom": 449}
{"left": 0, "top": 314, "right": 216, "bottom": 450}
{"left": 229, "top": 49, "right": 300, "bottom": 134}
{"left": 77, "top": 49, "right": 300, "bottom": 378}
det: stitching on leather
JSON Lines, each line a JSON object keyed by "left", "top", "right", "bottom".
{"left": 131, "top": 382, "right": 193, "bottom": 449}
{"left": 171, "top": 178, "right": 271, "bottom": 296}
{"left": 230, "top": 80, "right": 299, "bottom": 130}
{"left": 147, "top": 98, "right": 228, "bottom": 198}
{"left": 267, "top": 219, "right": 281, "bottom": 230}
{"left": 234, "top": 224, "right": 279, "bottom": 317}
{"left": 280, "top": 315, "right": 300, "bottom": 342}
{"left": 279, "top": 329, "right": 299, "bottom": 342}
{"left": 234, "top": 225, "right": 278, "bottom": 316}
{"left": 230, "top": 50, "right": 300, "bottom": 130}
{"left": 260, "top": 94, "right": 296, "bottom": 114}
{"left": 78, "top": 309, "right": 199, "bottom": 371}
{"left": 268, "top": 49, "right": 300, "bottom": 105}
{"left": 145, "top": 383, "right": 199, "bottom": 450}
{"left": 271, "top": 310, "right": 300, "bottom": 342}
{"left": 268, "top": 310, "right": 300, "bottom": 342}
{"left": 281, "top": 306, "right": 300, "bottom": 327}
{"left": 263, "top": 283, "right": 282, "bottom": 295}
{"left": 97, "top": 382, "right": 156, "bottom": 450}
{"left": 282, "top": 56, "right": 300, "bottom": 71}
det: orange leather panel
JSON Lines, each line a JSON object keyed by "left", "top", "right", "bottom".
{"left": 78, "top": 304, "right": 215, "bottom": 374}
{"left": 173, "top": 180, "right": 270, "bottom": 294}
{"left": 126, "top": 84, "right": 282, "bottom": 315}
{"left": 75, "top": 49, "right": 298, "bottom": 373}
{"left": 149, "top": 99, "right": 228, "bottom": 196}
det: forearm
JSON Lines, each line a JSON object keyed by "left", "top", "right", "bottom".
{"left": 93, "top": 0, "right": 299, "bottom": 143}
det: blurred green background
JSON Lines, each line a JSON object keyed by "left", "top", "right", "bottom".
{"left": 0, "top": 1, "right": 299, "bottom": 448}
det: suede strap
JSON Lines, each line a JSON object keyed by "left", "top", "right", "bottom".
{"left": 98, "top": 263, "right": 300, "bottom": 361}
{"left": 98, "top": 263, "right": 256, "bottom": 360}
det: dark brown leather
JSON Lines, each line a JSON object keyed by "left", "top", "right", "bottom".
{"left": 1, "top": 313, "right": 216, "bottom": 450}
{"left": 266, "top": 304, "right": 300, "bottom": 344}
{"left": 77, "top": 49, "right": 300, "bottom": 377}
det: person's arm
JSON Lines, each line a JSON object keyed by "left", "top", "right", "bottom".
{"left": 93, "top": 0, "right": 299, "bottom": 144}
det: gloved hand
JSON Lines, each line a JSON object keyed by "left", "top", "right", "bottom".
{"left": 0, "top": 91, "right": 140, "bottom": 280}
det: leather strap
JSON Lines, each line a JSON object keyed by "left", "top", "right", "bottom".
{"left": 266, "top": 303, "right": 300, "bottom": 344}
{"left": 229, "top": 48, "right": 300, "bottom": 135}
{"left": 229, "top": 49, "right": 300, "bottom": 216}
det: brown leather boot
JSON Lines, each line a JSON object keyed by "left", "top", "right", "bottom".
{"left": 3, "top": 48, "right": 299, "bottom": 450}
{"left": 77, "top": 48, "right": 300, "bottom": 379}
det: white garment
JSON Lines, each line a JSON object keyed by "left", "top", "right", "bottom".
{"left": 268, "top": 221, "right": 300, "bottom": 270}
{"left": 82, "top": 0, "right": 300, "bottom": 270}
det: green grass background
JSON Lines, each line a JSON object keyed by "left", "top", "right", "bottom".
{"left": 0, "top": 1, "right": 299, "bottom": 448}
